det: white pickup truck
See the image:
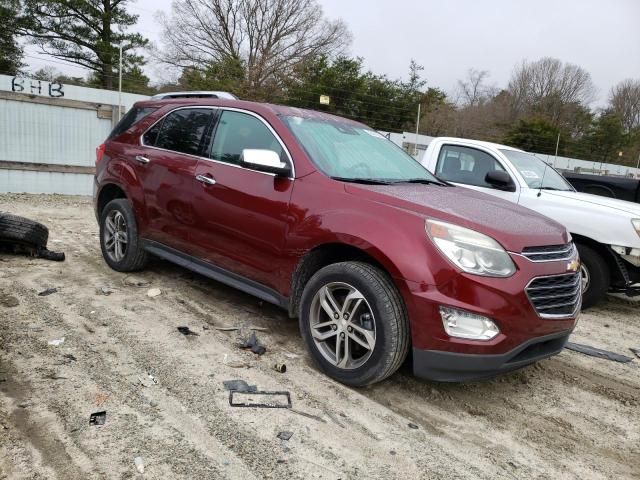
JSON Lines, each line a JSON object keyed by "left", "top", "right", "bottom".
{"left": 421, "top": 137, "right": 640, "bottom": 308}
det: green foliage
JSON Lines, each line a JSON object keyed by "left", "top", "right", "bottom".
{"left": 0, "top": 0, "right": 24, "bottom": 75}
{"left": 20, "top": 0, "right": 148, "bottom": 89}
{"left": 575, "top": 111, "right": 630, "bottom": 164}
{"left": 177, "top": 58, "right": 247, "bottom": 98}
{"left": 503, "top": 118, "right": 561, "bottom": 155}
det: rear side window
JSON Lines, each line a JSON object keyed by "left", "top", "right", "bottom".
{"left": 153, "top": 108, "right": 214, "bottom": 156}
{"left": 108, "top": 106, "right": 157, "bottom": 140}
{"left": 436, "top": 145, "right": 506, "bottom": 187}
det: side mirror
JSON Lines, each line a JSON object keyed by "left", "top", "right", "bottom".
{"left": 485, "top": 170, "right": 515, "bottom": 192}
{"left": 240, "top": 149, "right": 291, "bottom": 177}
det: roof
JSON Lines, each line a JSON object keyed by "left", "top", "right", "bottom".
{"left": 434, "top": 137, "right": 525, "bottom": 153}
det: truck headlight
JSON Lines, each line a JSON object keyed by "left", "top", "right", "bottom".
{"left": 426, "top": 219, "right": 516, "bottom": 277}
{"left": 633, "top": 219, "right": 640, "bottom": 238}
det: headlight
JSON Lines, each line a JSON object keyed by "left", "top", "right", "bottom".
{"left": 633, "top": 219, "right": 640, "bottom": 238}
{"left": 425, "top": 219, "right": 516, "bottom": 277}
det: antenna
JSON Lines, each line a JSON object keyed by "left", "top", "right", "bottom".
{"left": 536, "top": 133, "right": 559, "bottom": 198}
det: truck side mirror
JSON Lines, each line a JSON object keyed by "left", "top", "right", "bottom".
{"left": 485, "top": 170, "right": 516, "bottom": 192}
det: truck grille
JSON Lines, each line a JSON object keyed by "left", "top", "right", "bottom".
{"left": 526, "top": 272, "right": 581, "bottom": 318}
{"left": 521, "top": 243, "right": 576, "bottom": 262}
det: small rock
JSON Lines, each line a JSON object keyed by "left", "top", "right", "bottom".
{"left": 408, "top": 423, "right": 419, "bottom": 430}
{"left": 48, "top": 337, "right": 65, "bottom": 346}
{"left": 149, "top": 400, "right": 158, "bottom": 408}
{"left": 134, "top": 456, "right": 144, "bottom": 474}
{"left": 0, "top": 293, "right": 19, "bottom": 308}
{"left": 147, "top": 288, "right": 161, "bottom": 298}
{"left": 390, "top": 450, "right": 396, "bottom": 455}
{"left": 38, "top": 287, "right": 58, "bottom": 297}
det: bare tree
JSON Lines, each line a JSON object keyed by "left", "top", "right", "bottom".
{"left": 507, "top": 57, "right": 596, "bottom": 126}
{"left": 456, "top": 69, "right": 495, "bottom": 107}
{"left": 609, "top": 79, "right": 640, "bottom": 133}
{"left": 157, "top": 0, "right": 351, "bottom": 96}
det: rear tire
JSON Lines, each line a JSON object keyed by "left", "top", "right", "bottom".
{"left": 299, "top": 262, "right": 410, "bottom": 386}
{"left": 99, "top": 199, "right": 148, "bottom": 272}
{"left": 576, "top": 242, "right": 610, "bottom": 309}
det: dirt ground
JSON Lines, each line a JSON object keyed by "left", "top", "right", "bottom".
{"left": 0, "top": 193, "right": 638, "bottom": 480}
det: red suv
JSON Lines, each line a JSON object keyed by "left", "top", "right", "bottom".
{"left": 94, "top": 95, "right": 580, "bottom": 385}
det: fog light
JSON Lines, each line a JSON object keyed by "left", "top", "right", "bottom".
{"left": 439, "top": 306, "right": 500, "bottom": 341}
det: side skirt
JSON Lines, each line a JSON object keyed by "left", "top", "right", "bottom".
{"left": 142, "top": 239, "right": 289, "bottom": 309}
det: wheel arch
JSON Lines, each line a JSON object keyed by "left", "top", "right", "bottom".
{"left": 571, "top": 233, "right": 623, "bottom": 286}
{"left": 97, "top": 183, "right": 128, "bottom": 218}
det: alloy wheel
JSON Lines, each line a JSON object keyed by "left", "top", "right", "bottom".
{"left": 309, "top": 282, "right": 376, "bottom": 369}
{"left": 580, "top": 264, "right": 590, "bottom": 293}
{"left": 104, "top": 210, "right": 128, "bottom": 262}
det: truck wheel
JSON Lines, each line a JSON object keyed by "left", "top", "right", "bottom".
{"left": 99, "top": 199, "right": 148, "bottom": 272}
{"left": 0, "top": 213, "right": 49, "bottom": 247}
{"left": 299, "top": 262, "right": 410, "bottom": 386}
{"left": 576, "top": 242, "right": 610, "bottom": 309}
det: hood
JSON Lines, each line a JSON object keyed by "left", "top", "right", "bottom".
{"left": 345, "top": 184, "right": 569, "bottom": 252}
{"left": 542, "top": 190, "right": 640, "bottom": 216}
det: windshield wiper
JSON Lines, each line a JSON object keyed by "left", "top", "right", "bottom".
{"left": 330, "top": 176, "right": 392, "bottom": 185}
{"left": 538, "top": 186, "right": 564, "bottom": 191}
{"left": 392, "top": 178, "right": 445, "bottom": 186}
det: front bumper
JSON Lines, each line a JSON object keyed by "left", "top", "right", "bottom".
{"left": 412, "top": 329, "right": 572, "bottom": 382}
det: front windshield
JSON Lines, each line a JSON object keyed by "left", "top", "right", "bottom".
{"left": 282, "top": 116, "right": 441, "bottom": 184}
{"left": 500, "top": 149, "right": 573, "bottom": 191}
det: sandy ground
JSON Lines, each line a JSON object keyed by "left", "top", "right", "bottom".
{"left": 0, "top": 193, "right": 638, "bottom": 480}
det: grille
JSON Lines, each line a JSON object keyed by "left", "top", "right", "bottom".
{"left": 521, "top": 243, "right": 576, "bottom": 262}
{"left": 526, "top": 272, "right": 581, "bottom": 318}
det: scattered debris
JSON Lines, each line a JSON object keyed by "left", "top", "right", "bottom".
{"left": 283, "top": 353, "right": 300, "bottom": 360}
{"left": 38, "top": 287, "right": 58, "bottom": 297}
{"left": 43, "top": 373, "right": 68, "bottom": 380}
{"left": 277, "top": 431, "right": 293, "bottom": 441}
{"left": 47, "top": 337, "right": 65, "bottom": 346}
{"left": 202, "top": 324, "right": 210, "bottom": 330}
{"left": 0, "top": 293, "right": 19, "bottom": 307}
{"left": 408, "top": 423, "right": 419, "bottom": 430}
{"left": 249, "top": 326, "right": 268, "bottom": 332}
{"left": 134, "top": 456, "right": 145, "bottom": 474}
{"left": 147, "top": 288, "right": 162, "bottom": 298}
{"left": 223, "top": 380, "right": 257, "bottom": 393}
{"left": 123, "top": 276, "right": 151, "bottom": 288}
{"left": 324, "top": 409, "right": 346, "bottom": 428}
{"left": 565, "top": 342, "right": 634, "bottom": 363}
{"left": 89, "top": 411, "right": 107, "bottom": 426}
{"left": 288, "top": 408, "right": 326, "bottom": 423}
{"left": 216, "top": 326, "right": 241, "bottom": 331}
{"left": 223, "top": 354, "right": 250, "bottom": 368}
{"left": 177, "top": 326, "right": 199, "bottom": 336}
{"left": 273, "top": 363, "right": 287, "bottom": 373}
{"left": 94, "top": 392, "right": 110, "bottom": 407}
{"left": 96, "top": 285, "right": 113, "bottom": 296}
{"left": 138, "top": 374, "right": 159, "bottom": 387}
{"left": 229, "top": 390, "right": 292, "bottom": 408}
{"left": 63, "top": 353, "right": 77, "bottom": 362}
{"left": 630, "top": 348, "right": 640, "bottom": 359}
{"left": 240, "top": 332, "right": 266, "bottom": 355}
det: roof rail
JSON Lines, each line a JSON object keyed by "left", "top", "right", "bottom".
{"left": 150, "top": 91, "right": 239, "bottom": 100}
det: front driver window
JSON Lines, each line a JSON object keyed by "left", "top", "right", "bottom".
{"left": 208, "top": 111, "right": 284, "bottom": 166}
{"left": 436, "top": 145, "right": 507, "bottom": 187}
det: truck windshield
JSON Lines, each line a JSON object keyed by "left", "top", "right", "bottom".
{"left": 500, "top": 149, "right": 574, "bottom": 191}
{"left": 282, "top": 116, "right": 442, "bottom": 184}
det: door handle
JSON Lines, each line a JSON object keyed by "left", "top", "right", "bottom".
{"left": 135, "top": 155, "right": 150, "bottom": 164}
{"left": 196, "top": 174, "right": 216, "bottom": 185}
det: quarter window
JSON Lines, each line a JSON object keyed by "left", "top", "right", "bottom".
{"left": 209, "top": 111, "right": 284, "bottom": 166}
{"left": 436, "top": 145, "right": 507, "bottom": 187}
{"left": 152, "top": 108, "right": 214, "bottom": 156}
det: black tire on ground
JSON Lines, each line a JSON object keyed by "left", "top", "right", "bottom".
{"left": 576, "top": 242, "right": 610, "bottom": 309}
{"left": 99, "top": 199, "right": 148, "bottom": 272}
{"left": 0, "top": 213, "right": 49, "bottom": 247}
{"left": 299, "top": 261, "right": 410, "bottom": 386}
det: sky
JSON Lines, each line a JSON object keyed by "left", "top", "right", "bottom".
{"left": 25, "top": 0, "right": 640, "bottom": 106}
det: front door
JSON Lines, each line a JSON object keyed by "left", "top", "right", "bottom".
{"left": 191, "top": 109, "right": 294, "bottom": 292}
{"left": 434, "top": 144, "right": 520, "bottom": 203}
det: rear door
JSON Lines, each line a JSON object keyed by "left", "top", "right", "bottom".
{"left": 434, "top": 144, "right": 521, "bottom": 203}
{"left": 191, "top": 109, "right": 294, "bottom": 291}
{"left": 135, "top": 107, "right": 216, "bottom": 252}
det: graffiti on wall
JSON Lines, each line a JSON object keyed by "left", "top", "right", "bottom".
{"left": 11, "top": 77, "right": 64, "bottom": 98}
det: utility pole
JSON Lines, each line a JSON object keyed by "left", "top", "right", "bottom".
{"left": 414, "top": 103, "right": 421, "bottom": 157}
{"left": 118, "top": 43, "right": 123, "bottom": 120}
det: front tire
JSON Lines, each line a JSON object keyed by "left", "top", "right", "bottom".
{"left": 299, "top": 262, "right": 410, "bottom": 386}
{"left": 99, "top": 199, "right": 148, "bottom": 272}
{"left": 576, "top": 242, "right": 610, "bottom": 309}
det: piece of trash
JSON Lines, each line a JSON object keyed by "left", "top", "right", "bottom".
{"left": 324, "top": 409, "right": 346, "bottom": 428}
{"left": 408, "top": 423, "right": 419, "bottom": 430}
{"left": 273, "top": 363, "right": 286, "bottom": 373}
{"left": 277, "top": 431, "right": 293, "bottom": 441}
{"left": 147, "top": 288, "right": 161, "bottom": 298}
{"left": 0, "top": 293, "right": 19, "bottom": 308}
{"left": 283, "top": 353, "right": 300, "bottom": 360}
{"left": 630, "top": 348, "right": 640, "bottom": 359}
{"left": 249, "top": 326, "right": 268, "bottom": 332}
{"left": 289, "top": 408, "right": 326, "bottom": 423}
{"left": 229, "top": 390, "right": 292, "bottom": 408}
{"left": 123, "top": 276, "right": 151, "bottom": 288}
{"left": 96, "top": 286, "right": 113, "bottom": 296}
{"left": 223, "top": 354, "right": 250, "bottom": 368}
{"left": 138, "top": 374, "right": 159, "bottom": 387}
{"left": 94, "top": 392, "right": 110, "bottom": 407}
{"left": 134, "top": 456, "right": 145, "bottom": 474}
{"left": 38, "top": 287, "right": 58, "bottom": 296}
{"left": 89, "top": 411, "right": 106, "bottom": 426}
{"left": 48, "top": 337, "right": 65, "bottom": 346}
{"left": 177, "top": 326, "right": 199, "bottom": 336}
{"left": 216, "top": 326, "right": 240, "bottom": 331}
{"left": 240, "top": 332, "right": 266, "bottom": 355}
{"left": 565, "top": 342, "right": 634, "bottom": 363}
{"left": 223, "top": 380, "right": 257, "bottom": 393}
{"left": 63, "top": 353, "right": 77, "bottom": 362}
{"left": 202, "top": 324, "right": 210, "bottom": 330}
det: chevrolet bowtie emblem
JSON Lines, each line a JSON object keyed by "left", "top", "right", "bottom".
{"left": 567, "top": 259, "right": 580, "bottom": 272}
